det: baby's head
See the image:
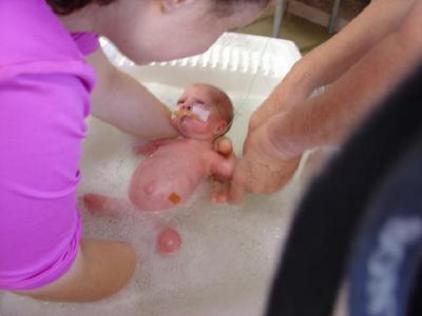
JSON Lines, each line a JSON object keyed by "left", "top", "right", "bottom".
{"left": 171, "top": 84, "right": 234, "bottom": 141}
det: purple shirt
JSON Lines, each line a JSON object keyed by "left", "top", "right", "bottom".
{"left": 0, "top": 0, "right": 98, "bottom": 290}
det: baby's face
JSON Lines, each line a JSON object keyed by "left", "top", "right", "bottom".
{"left": 171, "top": 85, "right": 232, "bottom": 141}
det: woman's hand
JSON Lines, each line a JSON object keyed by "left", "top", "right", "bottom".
{"left": 229, "top": 122, "right": 301, "bottom": 203}
{"left": 226, "top": 72, "right": 309, "bottom": 203}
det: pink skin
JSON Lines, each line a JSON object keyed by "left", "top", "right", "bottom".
{"left": 84, "top": 84, "right": 234, "bottom": 212}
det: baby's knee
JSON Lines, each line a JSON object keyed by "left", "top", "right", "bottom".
{"left": 83, "top": 193, "right": 109, "bottom": 212}
{"left": 130, "top": 181, "right": 173, "bottom": 211}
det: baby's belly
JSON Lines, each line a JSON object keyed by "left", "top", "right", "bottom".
{"left": 129, "top": 157, "right": 203, "bottom": 211}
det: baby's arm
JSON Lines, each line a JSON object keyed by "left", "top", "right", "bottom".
{"left": 205, "top": 150, "right": 236, "bottom": 203}
{"left": 206, "top": 150, "right": 235, "bottom": 180}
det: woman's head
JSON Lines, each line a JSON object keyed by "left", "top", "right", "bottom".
{"left": 51, "top": 0, "right": 269, "bottom": 64}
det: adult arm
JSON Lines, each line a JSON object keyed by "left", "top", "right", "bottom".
{"left": 267, "top": 3, "right": 422, "bottom": 158}
{"left": 231, "top": 1, "right": 422, "bottom": 201}
{"left": 87, "top": 49, "right": 178, "bottom": 140}
{"left": 251, "top": 0, "right": 416, "bottom": 129}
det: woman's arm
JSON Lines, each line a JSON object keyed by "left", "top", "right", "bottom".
{"left": 268, "top": 5, "right": 422, "bottom": 159}
{"left": 251, "top": 0, "right": 416, "bottom": 129}
{"left": 87, "top": 49, "right": 178, "bottom": 140}
{"left": 293, "top": 0, "right": 416, "bottom": 92}
{"left": 230, "top": 2, "right": 422, "bottom": 201}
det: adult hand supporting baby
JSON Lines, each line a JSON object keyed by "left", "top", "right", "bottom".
{"left": 227, "top": 69, "right": 309, "bottom": 203}
{"left": 229, "top": 116, "right": 301, "bottom": 203}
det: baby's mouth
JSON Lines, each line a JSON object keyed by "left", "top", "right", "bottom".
{"left": 180, "top": 116, "right": 191, "bottom": 126}
{"left": 173, "top": 109, "right": 198, "bottom": 122}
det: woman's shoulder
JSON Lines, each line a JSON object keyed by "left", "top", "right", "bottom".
{"left": 0, "top": 0, "right": 83, "bottom": 67}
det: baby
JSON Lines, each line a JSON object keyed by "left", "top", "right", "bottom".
{"left": 84, "top": 84, "right": 234, "bottom": 212}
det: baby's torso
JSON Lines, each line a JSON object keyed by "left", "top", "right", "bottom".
{"left": 138, "top": 139, "right": 212, "bottom": 180}
{"left": 129, "top": 139, "right": 214, "bottom": 210}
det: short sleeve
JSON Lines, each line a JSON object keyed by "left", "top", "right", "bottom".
{"left": 71, "top": 32, "right": 100, "bottom": 56}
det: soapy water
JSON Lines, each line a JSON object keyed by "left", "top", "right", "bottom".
{"left": 0, "top": 83, "right": 310, "bottom": 316}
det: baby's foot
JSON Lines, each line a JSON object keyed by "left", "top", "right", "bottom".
{"left": 83, "top": 193, "right": 109, "bottom": 213}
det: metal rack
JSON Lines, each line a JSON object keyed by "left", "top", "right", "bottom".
{"left": 272, "top": 0, "right": 343, "bottom": 37}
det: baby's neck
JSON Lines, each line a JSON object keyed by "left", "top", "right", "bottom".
{"left": 179, "top": 136, "right": 214, "bottom": 147}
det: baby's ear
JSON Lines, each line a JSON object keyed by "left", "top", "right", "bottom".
{"left": 160, "top": 0, "right": 197, "bottom": 13}
{"left": 214, "top": 120, "right": 228, "bottom": 135}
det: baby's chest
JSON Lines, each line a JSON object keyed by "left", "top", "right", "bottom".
{"left": 149, "top": 147, "right": 205, "bottom": 172}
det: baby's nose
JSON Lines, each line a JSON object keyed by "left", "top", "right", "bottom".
{"left": 181, "top": 104, "right": 192, "bottom": 111}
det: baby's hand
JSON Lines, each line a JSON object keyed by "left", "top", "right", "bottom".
{"left": 208, "top": 137, "right": 237, "bottom": 204}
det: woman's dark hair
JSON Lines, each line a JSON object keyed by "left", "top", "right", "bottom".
{"left": 46, "top": 0, "right": 115, "bottom": 15}
{"left": 47, "top": 0, "right": 269, "bottom": 15}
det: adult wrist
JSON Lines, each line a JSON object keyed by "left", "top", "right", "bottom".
{"left": 263, "top": 116, "right": 305, "bottom": 161}
{"left": 278, "top": 59, "right": 319, "bottom": 100}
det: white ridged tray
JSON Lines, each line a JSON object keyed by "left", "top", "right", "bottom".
{"left": 101, "top": 32, "right": 301, "bottom": 97}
